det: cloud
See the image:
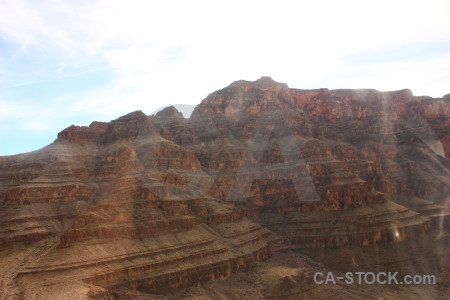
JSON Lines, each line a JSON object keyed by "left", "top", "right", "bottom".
{"left": 0, "top": 98, "right": 58, "bottom": 132}
{"left": 318, "top": 53, "right": 450, "bottom": 97}
{"left": 1, "top": 0, "right": 450, "bottom": 154}
{"left": 0, "top": 99, "right": 22, "bottom": 120}
{"left": 23, "top": 120, "right": 54, "bottom": 132}
{"left": 2, "top": 1, "right": 450, "bottom": 85}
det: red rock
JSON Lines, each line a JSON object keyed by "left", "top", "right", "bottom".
{"left": 0, "top": 77, "right": 449, "bottom": 298}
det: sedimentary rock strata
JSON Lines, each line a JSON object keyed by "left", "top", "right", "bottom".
{"left": 0, "top": 77, "right": 449, "bottom": 299}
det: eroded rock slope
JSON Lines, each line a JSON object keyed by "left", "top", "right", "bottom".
{"left": 0, "top": 77, "right": 449, "bottom": 299}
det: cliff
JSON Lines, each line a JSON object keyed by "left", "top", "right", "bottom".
{"left": 0, "top": 77, "right": 449, "bottom": 299}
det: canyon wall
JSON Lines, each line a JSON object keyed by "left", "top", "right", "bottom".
{"left": 0, "top": 77, "right": 449, "bottom": 298}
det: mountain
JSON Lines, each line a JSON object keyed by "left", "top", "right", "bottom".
{"left": 1, "top": 77, "right": 449, "bottom": 299}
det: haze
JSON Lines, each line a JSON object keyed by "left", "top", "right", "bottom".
{"left": 1, "top": 0, "right": 449, "bottom": 155}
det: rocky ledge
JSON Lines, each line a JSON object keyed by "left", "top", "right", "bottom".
{"left": 0, "top": 77, "right": 449, "bottom": 299}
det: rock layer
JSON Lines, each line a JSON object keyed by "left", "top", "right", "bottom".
{"left": 0, "top": 77, "right": 449, "bottom": 299}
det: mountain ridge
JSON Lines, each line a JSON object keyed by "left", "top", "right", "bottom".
{"left": 0, "top": 77, "right": 449, "bottom": 299}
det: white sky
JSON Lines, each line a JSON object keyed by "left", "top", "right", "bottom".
{"left": 0, "top": 0, "right": 449, "bottom": 154}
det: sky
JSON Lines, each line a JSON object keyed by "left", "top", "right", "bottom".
{"left": 1, "top": 0, "right": 450, "bottom": 155}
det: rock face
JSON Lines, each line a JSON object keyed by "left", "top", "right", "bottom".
{"left": 0, "top": 77, "right": 449, "bottom": 299}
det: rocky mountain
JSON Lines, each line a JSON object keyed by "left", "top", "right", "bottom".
{"left": 0, "top": 77, "right": 449, "bottom": 299}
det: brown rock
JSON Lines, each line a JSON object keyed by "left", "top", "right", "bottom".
{"left": 0, "top": 77, "right": 449, "bottom": 298}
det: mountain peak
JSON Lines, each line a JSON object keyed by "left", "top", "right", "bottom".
{"left": 255, "top": 76, "right": 278, "bottom": 85}
{"left": 229, "top": 76, "right": 288, "bottom": 90}
{"left": 113, "top": 110, "right": 147, "bottom": 122}
{"left": 155, "top": 106, "right": 184, "bottom": 119}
